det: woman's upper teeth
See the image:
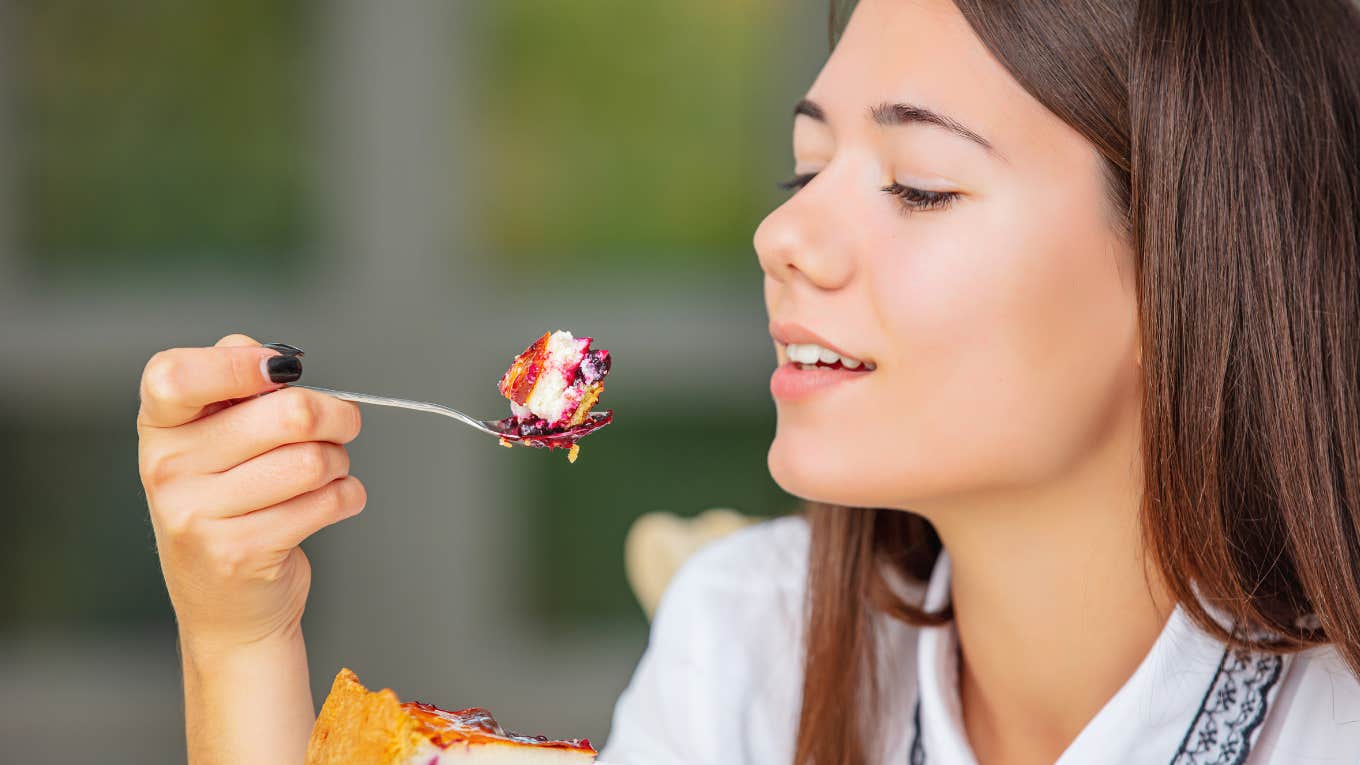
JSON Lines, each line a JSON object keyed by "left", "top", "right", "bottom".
{"left": 785, "top": 343, "right": 874, "bottom": 370}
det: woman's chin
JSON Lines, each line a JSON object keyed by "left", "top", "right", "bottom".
{"left": 768, "top": 432, "right": 885, "bottom": 508}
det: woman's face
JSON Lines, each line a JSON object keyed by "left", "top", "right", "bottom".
{"left": 757, "top": 0, "right": 1140, "bottom": 511}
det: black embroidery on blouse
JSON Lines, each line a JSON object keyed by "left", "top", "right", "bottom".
{"left": 910, "top": 697, "right": 925, "bottom": 765}
{"left": 907, "top": 646, "right": 1283, "bottom": 765}
{"left": 1168, "top": 646, "right": 1284, "bottom": 765}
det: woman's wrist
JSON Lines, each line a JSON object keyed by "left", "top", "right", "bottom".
{"left": 178, "top": 618, "right": 305, "bottom": 665}
{"left": 181, "top": 624, "right": 315, "bottom": 765}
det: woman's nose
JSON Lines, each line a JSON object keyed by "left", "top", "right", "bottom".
{"left": 753, "top": 182, "right": 855, "bottom": 291}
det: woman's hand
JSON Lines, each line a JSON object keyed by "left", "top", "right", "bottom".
{"left": 137, "top": 333, "right": 365, "bottom": 765}
{"left": 139, "top": 333, "right": 364, "bottom": 649}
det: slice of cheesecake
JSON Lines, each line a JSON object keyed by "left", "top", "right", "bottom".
{"left": 497, "top": 330, "right": 611, "bottom": 461}
{"left": 307, "top": 669, "right": 597, "bottom": 765}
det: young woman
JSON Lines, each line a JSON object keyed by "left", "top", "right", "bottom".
{"left": 138, "top": 1, "right": 1360, "bottom": 763}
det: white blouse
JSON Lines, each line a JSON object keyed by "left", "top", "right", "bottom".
{"left": 598, "top": 516, "right": 1360, "bottom": 764}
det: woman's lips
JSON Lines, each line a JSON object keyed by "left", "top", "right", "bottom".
{"left": 770, "top": 362, "right": 873, "bottom": 401}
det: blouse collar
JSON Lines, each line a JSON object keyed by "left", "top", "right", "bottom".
{"left": 911, "top": 550, "right": 1286, "bottom": 764}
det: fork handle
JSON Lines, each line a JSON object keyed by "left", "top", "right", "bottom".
{"left": 290, "top": 384, "right": 495, "bottom": 434}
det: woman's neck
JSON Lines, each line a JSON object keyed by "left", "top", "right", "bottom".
{"left": 920, "top": 422, "right": 1172, "bottom": 765}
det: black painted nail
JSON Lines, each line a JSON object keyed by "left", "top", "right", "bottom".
{"left": 263, "top": 342, "right": 305, "bottom": 357}
{"left": 266, "top": 355, "right": 303, "bottom": 383}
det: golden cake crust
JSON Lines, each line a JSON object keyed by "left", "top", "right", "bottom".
{"left": 306, "top": 668, "right": 421, "bottom": 765}
{"left": 307, "top": 668, "right": 597, "bottom": 763}
{"left": 565, "top": 382, "right": 604, "bottom": 428}
{"left": 498, "top": 332, "right": 552, "bottom": 405}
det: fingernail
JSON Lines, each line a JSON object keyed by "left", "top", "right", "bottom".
{"left": 263, "top": 342, "right": 305, "bottom": 357}
{"left": 264, "top": 355, "right": 303, "bottom": 383}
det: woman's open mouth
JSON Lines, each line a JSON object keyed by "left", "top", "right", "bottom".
{"left": 771, "top": 341, "right": 875, "bottom": 401}
{"left": 782, "top": 342, "right": 877, "bottom": 371}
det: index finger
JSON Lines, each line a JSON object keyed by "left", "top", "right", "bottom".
{"left": 138, "top": 343, "right": 302, "bottom": 429}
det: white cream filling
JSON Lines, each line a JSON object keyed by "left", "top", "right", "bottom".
{"left": 522, "top": 330, "right": 587, "bottom": 423}
{"left": 405, "top": 739, "right": 596, "bottom": 764}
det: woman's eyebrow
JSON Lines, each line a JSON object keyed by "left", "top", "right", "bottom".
{"left": 793, "top": 98, "right": 1002, "bottom": 160}
{"left": 869, "top": 101, "right": 999, "bottom": 157}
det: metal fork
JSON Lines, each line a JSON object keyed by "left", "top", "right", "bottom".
{"left": 291, "top": 384, "right": 612, "bottom": 447}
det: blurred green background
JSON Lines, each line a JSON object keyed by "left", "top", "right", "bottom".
{"left": 0, "top": 1, "right": 824, "bottom": 761}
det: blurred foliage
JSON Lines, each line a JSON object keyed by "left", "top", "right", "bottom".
{"left": 13, "top": 0, "right": 797, "bottom": 280}
{"left": 475, "top": 0, "right": 790, "bottom": 275}
{"left": 524, "top": 398, "right": 795, "bottom": 626}
{"left": 13, "top": 0, "right": 310, "bottom": 279}
{"left": 0, "top": 415, "right": 170, "bottom": 630}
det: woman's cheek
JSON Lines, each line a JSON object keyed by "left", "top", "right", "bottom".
{"left": 765, "top": 217, "right": 1024, "bottom": 509}
{"left": 864, "top": 226, "right": 1043, "bottom": 498}
{"left": 870, "top": 198, "right": 1082, "bottom": 502}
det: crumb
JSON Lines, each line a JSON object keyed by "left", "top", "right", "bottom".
{"left": 499, "top": 437, "right": 513, "bottom": 449}
{"left": 568, "top": 444, "right": 580, "bottom": 463}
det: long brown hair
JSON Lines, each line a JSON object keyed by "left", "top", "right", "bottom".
{"left": 795, "top": 2, "right": 1360, "bottom": 763}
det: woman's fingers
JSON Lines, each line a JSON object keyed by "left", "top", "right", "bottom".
{"left": 138, "top": 340, "right": 299, "bottom": 429}
{"left": 151, "top": 387, "right": 362, "bottom": 476}
{"left": 163, "top": 442, "right": 353, "bottom": 519}
{"left": 134, "top": 334, "right": 365, "bottom": 686}
{"left": 216, "top": 333, "right": 261, "bottom": 348}
{"left": 196, "top": 334, "right": 269, "bottom": 418}
{"left": 236, "top": 475, "right": 368, "bottom": 552}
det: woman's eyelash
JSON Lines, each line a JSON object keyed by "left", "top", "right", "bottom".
{"left": 881, "top": 182, "right": 959, "bottom": 213}
{"left": 778, "top": 173, "right": 959, "bottom": 214}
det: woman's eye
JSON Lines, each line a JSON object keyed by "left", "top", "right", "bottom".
{"left": 881, "top": 182, "right": 959, "bottom": 213}
{"left": 778, "top": 172, "right": 818, "bottom": 191}
{"left": 778, "top": 175, "right": 959, "bottom": 214}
